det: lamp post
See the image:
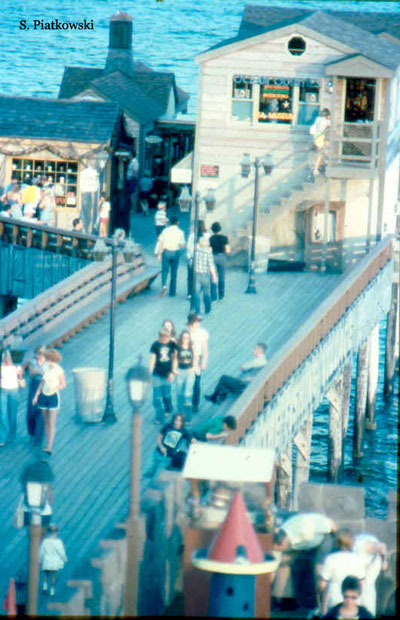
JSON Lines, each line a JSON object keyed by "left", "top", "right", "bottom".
{"left": 240, "top": 153, "right": 273, "bottom": 294}
{"left": 21, "top": 460, "right": 54, "bottom": 616}
{"left": 123, "top": 356, "right": 151, "bottom": 617}
{"left": 178, "top": 186, "right": 216, "bottom": 310}
{"left": 93, "top": 234, "right": 137, "bottom": 424}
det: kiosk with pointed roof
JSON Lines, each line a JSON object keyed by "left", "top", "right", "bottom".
{"left": 192, "top": 490, "right": 279, "bottom": 618}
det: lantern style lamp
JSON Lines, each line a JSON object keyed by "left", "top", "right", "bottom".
{"left": 240, "top": 153, "right": 252, "bottom": 178}
{"left": 204, "top": 188, "right": 216, "bottom": 211}
{"left": 178, "top": 185, "right": 192, "bottom": 212}
{"left": 21, "top": 461, "right": 54, "bottom": 514}
{"left": 262, "top": 155, "right": 274, "bottom": 176}
{"left": 93, "top": 238, "right": 109, "bottom": 261}
{"left": 122, "top": 237, "right": 137, "bottom": 263}
{"left": 126, "top": 355, "right": 151, "bottom": 410}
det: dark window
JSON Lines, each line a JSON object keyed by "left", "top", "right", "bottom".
{"left": 258, "top": 83, "right": 293, "bottom": 124}
{"left": 288, "top": 36, "right": 306, "bottom": 56}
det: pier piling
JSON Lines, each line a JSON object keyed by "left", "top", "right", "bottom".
{"left": 293, "top": 416, "right": 313, "bottom": 510}
{"left": 365, "top": 324, "right": 380, "bottom": 430}
{"left": 342, "top": 362, "right": 353, "bottom": 438}
{"left": 384, "top": 283, "right": 398, "bottom": 396}
{"left": 327, "top": 374, "right": 343, "bottom": 482}
{"left": 275, "top": 444, "right": 292, "bottom": 510}
{"left": 354, "top": 339, "right": 369, "bottom": 458}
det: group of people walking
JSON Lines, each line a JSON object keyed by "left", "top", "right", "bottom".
{"left": 154, "top": 208, "right": 230, "bottom": 314}
{"left": 0, "top": 346, "right": 66, "bottom": 454}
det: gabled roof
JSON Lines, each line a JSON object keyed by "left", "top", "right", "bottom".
{"left": 200, "top": 5, "right": 400, "bottom": 71}
{"left": 58, "top": 62, "right": 190, "bottom": 123}
{"left": 0, "top": 96, "right": 120, "bottom": 143}
{"left": 89, "top": 71, "right": 165, "bottom": 125}
{"left": 208, "top": 491, "right": 264, "bottom": 563}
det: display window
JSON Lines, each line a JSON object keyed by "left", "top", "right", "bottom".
{"left": 11, "top": 158, "right": 78, "bottom": 207}
{"left": 231, "top": 76, "right": 321, "bottom": 126}
{"left": 258, "top": 83, "right": 294, "bottom": 124}
{"left": 231, "top": 76, "right": 254, "bottom": 122}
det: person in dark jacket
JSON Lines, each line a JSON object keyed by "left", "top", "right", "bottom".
{"left": 323, "top": 575, "right": 373, "bottom": 618}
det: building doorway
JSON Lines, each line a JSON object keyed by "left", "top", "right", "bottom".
{"left": 344, "top": 78, "right": 376, "bottom": 123}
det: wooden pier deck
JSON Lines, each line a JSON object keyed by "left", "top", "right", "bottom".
{"left": 0, "top": 209, "right": 347, "bottom": 612}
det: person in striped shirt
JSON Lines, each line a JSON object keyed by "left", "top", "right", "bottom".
{"left": 193, "top": 236, "right": 218, "bottom": 315}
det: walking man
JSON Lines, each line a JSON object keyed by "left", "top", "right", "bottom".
{"left": 187, "top": 312, "right": 209, "bottom": 414}
{"left": 149, "top": 327, "right": 177, "bottom": 424}
{"left": 193, "top": 236, "right": 217, "bottom": 314}
{"left": 205, "top": 343, "right": 267, "bottom": 404}
{"left": 158, "top": 216, "right": 185, "bottom": 297}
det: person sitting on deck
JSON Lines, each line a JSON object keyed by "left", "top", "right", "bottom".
{"left": 145, "top": 413, "right": 191, "bottom": 479}
{"left": 204, "top": 343, "right": 267, "bottom": 405}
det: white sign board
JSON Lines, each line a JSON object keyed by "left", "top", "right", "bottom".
{"left": 182, "top": 444, "right": 275, "bottom": 482}
{"left": 80, "top": 166, "right": 99, "bottom": 193}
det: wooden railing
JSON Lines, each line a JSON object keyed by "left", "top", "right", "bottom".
{"left": 225, "top": 236, "right": 393, "bottom": 444}
{"left": 328, "top": 122, "right": 381, "bottom": 169}
{"left": 0, "top": 214, "right": 102, "bottom": 260}
{"left": 0, "top": 245, "right": 160, "bottom": 353}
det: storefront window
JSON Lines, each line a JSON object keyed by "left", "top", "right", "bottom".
{"left": 232, "top": 76, "right": 254, "bottom": 122}
{"left": 258, "top": 82, "right": 293, "bottom": 124}
{"left": 11, "top": 158, "right": 78, "bottom": 207}
{"left": 297, "top": 80, "right": 320, "bottom": 125}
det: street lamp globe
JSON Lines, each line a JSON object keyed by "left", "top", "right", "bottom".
{"left": 240, "top": 153, "right": 252, "bottom": 178}
{"left": 126, "top": 356, "right": 151, "bottom": 409}
{"left": 21, "top": 461, "right": 54, "bottom": 513}
{"left": 262, "top": 155, "right": 274, "bottom": 176}
{"left": 178, "top": 185, "right": 192, "bottom": 212}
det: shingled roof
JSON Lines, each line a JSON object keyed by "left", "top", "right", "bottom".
{"left": 58, "top": 62, "right": 189, "bottom": 123}
{"left": 0, "top": 96, "right": 120, "bottom": 143}
{"left": 202, "top": 4, "right": 400, "bottom": 70}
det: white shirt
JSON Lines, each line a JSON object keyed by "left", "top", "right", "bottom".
{"left": 321, "top": 550, "right": 366, "bottom": 609}
{"left": 0, "top": 364, "right": 21, "bottom": 389}
{"left": 189, "top": 325, "right": 209, "bottom": 360}
{"left": 99, "top": 200, "right": 110, "bottom": 219}
{"left": 159, "top": 225, "right": 185, "bottom": 251}
{"left": 353, "top": 534, "right": 382, "bottom": 615}
{"left": 39, "top": 537, "right": 67, "bottom": 571}
{"left": 282, "top": 512, "right": 332, "bottom": 551}
{"left": 42, "top": 363, "right": 63, "bottom": 396}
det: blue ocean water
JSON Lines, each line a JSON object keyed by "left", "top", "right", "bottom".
{"left": 0, "top": 0, "right": 398, "bottom": 517}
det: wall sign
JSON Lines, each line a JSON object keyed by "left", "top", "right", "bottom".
{"left": 200, "top": 164, "right": 219, "bottom": 178}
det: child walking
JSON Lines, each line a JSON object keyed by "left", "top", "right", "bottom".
{"left": 39, "top": 524, "right": 67, "bottom": 597}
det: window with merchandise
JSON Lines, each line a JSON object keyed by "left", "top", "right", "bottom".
{"left": 11, "top": 158, "right": 78, "bottom": 207}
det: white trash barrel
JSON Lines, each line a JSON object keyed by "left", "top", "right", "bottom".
{"left": 72, "top": 368, "right": 106, "bottom": 423}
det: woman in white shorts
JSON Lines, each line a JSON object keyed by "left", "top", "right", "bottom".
{"left": 33, "top": 349, "right": 66, "bottom": 454}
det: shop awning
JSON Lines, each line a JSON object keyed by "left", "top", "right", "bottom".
{"left": 182, "top": 444, "right": 274, "bottom": 482}
{"left": 170, "top": 151, "right": 193, "bottom": 184}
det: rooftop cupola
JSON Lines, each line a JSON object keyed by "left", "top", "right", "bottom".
{"left": 104, "top": 11, "right": 134, "bottom": 77}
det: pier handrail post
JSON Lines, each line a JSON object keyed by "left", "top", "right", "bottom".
{"left": 246, "top": 158, "right": 260, "bottom": 294}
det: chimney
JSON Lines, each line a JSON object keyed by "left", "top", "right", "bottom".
{"left": 104, "top": 11, "right": 134, "bottom": 77}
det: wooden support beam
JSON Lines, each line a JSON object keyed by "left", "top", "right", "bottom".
{"left": 275, "top": 444, "right": 292, "bottom": 511}
{"left": 327, "top": 374, "right": 343, "bottom": 482}
{"left": 342, "top": 361, "right": 353, "bottom": 438}
{"left": 384, "top": 282, "right": 399, "bottom": 396}
{"left": 353, "top": 339, "right": 369, "bottom": 458}
{"left": 293, "top": 415, "right": 313, "bottom": 510}
{"left": 365, "top": 324, "right": 380, "bottom": 430}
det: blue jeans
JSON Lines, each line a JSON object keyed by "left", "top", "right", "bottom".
{"left": 161, "top": 250, "right": 180, "bottom": 296}
{"left": 194, "top": 272, "right": 212, "bottom": 314}
{"left": 175, "top": 370, "right": 195, "bottom": 421}
{"left": 152, "top": 376, "right": 173, "bottom": 423}
{"left": 211, "top": 254, "right": 226, "bottom": 300}
{"left": 0, "top": 389, "right": 19, "bottom": 444}
{"left": 192, "top": 373, "right": 201, "bottom": 413}
{"left": 146, "top": 449, "right": 172, "bottom": 478}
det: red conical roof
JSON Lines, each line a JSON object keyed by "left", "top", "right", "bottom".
{"left": 208, "top": 491, "right": 264, "bottom": 563}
